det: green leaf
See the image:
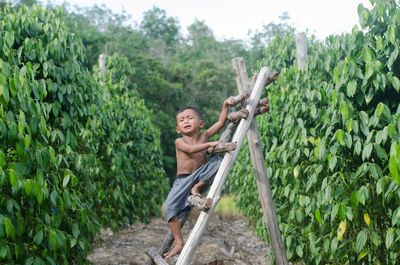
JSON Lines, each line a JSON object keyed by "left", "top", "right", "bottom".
{"left": 34, "top": 230, "right": 43, "bottom": 245}
{"left": 24, "top": 134, "right": 31, "bottom": 148}
{"left": 362, "top": 143, "right": 373, "bottom": 161}
{"left": 72, "top": 224, "right": 79, "bottom": 238}
{"left": 329, "top": 156, "right": 337, "bottom": 171}
{"left": 331, "top": 204, "right": 339, "bottom": 221}
{"left": 336, "top": 129, "right": 345, "bottom": 146}
{"left": 389, "top": 155, "right": 400, "bottom": 185}
{"left": 354, "top": 141, "right": 362, "bottom": 156}
{"left": 332, "top": 91, "right": 338, "bottom": 105}
{"left": 355, "top": 230, "right": 367, "bottom": 253}
{"left": 350, "top": 191, "right": 359, "bottom": 208}
{"left": 388, "top": 124, "right": 395, "bottom": 138}
{"left": 25, "top": 179, "right": 32, "bottom": 195}
{"left": 362, "top": 46, "right": 373, "bottom": 62}
{"left": 315, "top": 210, "right": 322, "bottom": 225}
{"left": 63, "top": 174, "right": 70, "bottom": 187}
{"left": 346, "top": 119, "right": 353, "bottom": 133}
{"left": 386, "top": 228, "right": 394, "bottom": 249}
{"left": 375, "top": 102, "right": 384, "bottom": 118}
{"left": 376, "top": 35, "right": 383, "bottom": 50}
{"left": 71, "top": 175, "right": 78, "bottom": 187}
{"left": 358, "top": 250, "right": 369, "bottom": 261}
{"left": 50, "top": 190, "right": 57, "bottom": 206}
{"left": 0, "top": 241, "right": 7, "bottom": 258}
{"left": 376, "top": 130, "right": 383, "bottom": 145}
{"left": 296, "top": 245, "right": 303, "bottom": 258}
{"left": 0, "top": 151, "right": 6, "bottom": 167}
{"left": 358, "top": 186, "right": 369, "bottom": 205}
{"left": 5, "top": 31, "right": 14, "bottom": 48}
{"left": 347, "top": 80, "right": 357, "bottom": 97}
{"left": 70, "top": 237, "right": 77, "bottom": 248}
{"left": 9, "top": 169, "right": 19, "bottom": 187}
{"left": 376, "top": 177, "right": 386, "bottom": 195}
{"left": 46, "top": 257, "right": 56, "bottom": 265}
{"left": 387, "top": 25, "right": 396, "bottom": 45}
{"left": 339, "top": 101, "right": 349, "bottom": 119}
{"left": 391, "top": 76, "right": 400, "bottom": 92}
{"left": 392, "top": 208, "right": 400, "bottom": 226}
{"left": 387, "top": 46, "right": 398, "bottom": 69}
{"left": 344, "top": 133, "right": 352, "bottom": 149}
{"left": 365, "top": 63, "right": 374, "bottom": 80}
{"left": 49, "top": 230, "right": 58, "bottom": 250}
{"left": 5, "top": 217, "right": 15, "bottom": 239}
{"left": 338, "top": 203, "right": 346, "bottom": 221}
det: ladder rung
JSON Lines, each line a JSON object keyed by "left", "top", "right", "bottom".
{"left": 188, "top": 195, "right": 213, "bottom": 211}
{"left": 208, "top": 142, "right": 237, "bottom": 154}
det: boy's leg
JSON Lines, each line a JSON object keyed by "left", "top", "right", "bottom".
{"left": 164, "top": 216, "right": 184, "bottom": 259}
{"left": 191, "top": 172, "right": 216, "bottom": 198}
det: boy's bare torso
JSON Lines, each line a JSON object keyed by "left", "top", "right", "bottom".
{"left": 176, "top": 133, "right": 207, "bottom": 175}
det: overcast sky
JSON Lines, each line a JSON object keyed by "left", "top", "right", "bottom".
{"left": 48, "top": 0, "right": 373, "bottom": 41}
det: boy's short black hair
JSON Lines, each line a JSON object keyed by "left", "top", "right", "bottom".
{"left": 176, "top": 106, "right": 203, "bottom": 121}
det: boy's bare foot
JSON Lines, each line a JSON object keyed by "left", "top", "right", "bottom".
{"left": 164, "top": 243, "right": 184, "bottom": 259}
{"left": 191, "top": 186, "right": 202, "bottom": 198}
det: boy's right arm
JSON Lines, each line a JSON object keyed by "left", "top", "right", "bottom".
{"left": 175, "top": 138, "right": 221, "bottom": 154}
{"left": 204, "top": 96, "right": 235, "bottom": 139}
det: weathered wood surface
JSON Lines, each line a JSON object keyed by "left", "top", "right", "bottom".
{"left": 228, "top": 97, "right": 269, "bottom": 123}
{"left": 176, "top": 66, "right": 271, "bottom": 265}
{"left": 146, "top": 247, "right": 169, "bottom": 265}
{"left": 296, "top": 34, "right": 307, "bottom": 71}
{"left": 258, "top": 97, "right": 269, "bottom": 107}
{"left": 219, "top": 122, "right": 236, "bottom": 143}
{"left": 227, "top": 109, "right": 249, "bottom": 122}
{"left": 230, "top": 91, "right": 250, "bottom": 106}
{"left": 99, "top": 54, "right": 106, "bottom": 84}
{"left": 145, "top": 213, "right": 190, "bottom": 265}
{"left": 232, "top": 57, "right": 288, "bottom": 265}
{"left": 188, "top": 195, "right": 213, "bottom": 211}
{"left": 208, "top": 141, "right": 237, "bottom": 154}
{"left": 254, "top": 105, "right": 270, "bottom": 116}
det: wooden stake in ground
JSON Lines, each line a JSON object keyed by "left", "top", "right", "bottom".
{"left": 232, "top": 57, "right": 288, "bottom": 265}
{"left": 176, "top": 67, "right": 271, "bottom": 265}
{"left": 295, "top": 34, "right": 307, "bottom": 71}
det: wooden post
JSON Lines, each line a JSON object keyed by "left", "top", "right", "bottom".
{"left": 295, "top": 34, "right": 307, "bottom": 71}
{"left": 232, "top": 57, "right": 288, "bottom": 265}
{"left": 176, "top": 67, "right": 271, "bottom": 265}
{"left": 99, "top": 54, "right": 106, "bottom": 83}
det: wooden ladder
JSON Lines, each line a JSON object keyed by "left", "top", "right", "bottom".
{"left": 146, "top": 58, "right": 288, "bottom": 265}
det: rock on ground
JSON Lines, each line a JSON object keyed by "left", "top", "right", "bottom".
{"left": 88, "top": 210, "right": 271, "bottom": 265}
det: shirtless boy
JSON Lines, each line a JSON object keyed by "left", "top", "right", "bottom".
{"left": 163, "top": 96, "right": 234, "bottom": 259}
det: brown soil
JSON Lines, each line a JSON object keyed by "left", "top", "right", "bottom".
{"left": 87, "top": 210, "right": 271, "bottom": 265}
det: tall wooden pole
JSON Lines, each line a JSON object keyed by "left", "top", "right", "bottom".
{"left": 99, "top": 54, "right": 106, "bottom": 83}
{"left": 295, "top": 34, "right": 307, "bottom": 71}
{"left": 232, "top": 57, "right": 288, "bottom": 265}
{"left": 176, "top": 67, "right": 271, "bottom": 265}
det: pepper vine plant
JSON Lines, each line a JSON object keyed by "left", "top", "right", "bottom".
{"left": 0, "top": 5, "right": 167, "bottom": 264}
{"left": 229, "top": 0, "right": 400, "bottom": 264}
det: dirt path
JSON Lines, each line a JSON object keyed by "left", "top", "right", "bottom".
{"left": 88, "top": 210, "right": 271, "bottom": 265}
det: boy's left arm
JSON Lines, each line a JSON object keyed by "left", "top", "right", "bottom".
{"left": 204, "top": 96, "right": 235, "bottom": 138}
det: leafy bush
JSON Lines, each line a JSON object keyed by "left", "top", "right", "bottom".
{"left": 89, "top": 54, "right": 168, "bottom": 229}
{"left": 229, "top": 0, "right": 400, "bottom": 264}
{"left": 0, "top": 5, "right": 166, "bottom": 264}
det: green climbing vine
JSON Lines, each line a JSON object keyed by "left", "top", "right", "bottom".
{"left": 229, "top": 0, "right": 400, "bottom": 264}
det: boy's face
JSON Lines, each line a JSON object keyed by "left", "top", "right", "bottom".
{"left": 176, "top": 109, "right": 204, "bottom": 135}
